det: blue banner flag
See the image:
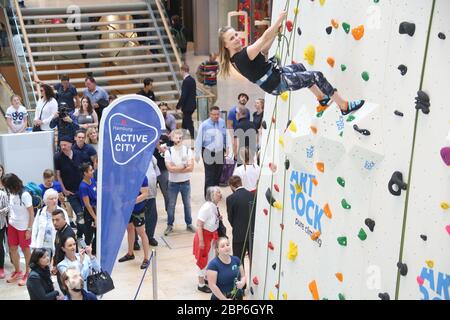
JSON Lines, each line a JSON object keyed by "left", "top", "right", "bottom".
{"left": 97, "top": 95, "right": 164, "bottom": 274}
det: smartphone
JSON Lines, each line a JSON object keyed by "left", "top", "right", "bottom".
{"left": 78, "top": 238, "right": 87, "bottom": 249}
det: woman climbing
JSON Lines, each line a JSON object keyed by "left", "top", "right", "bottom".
{"left": 218, "top": 10, "right": 365, "bottom": 115}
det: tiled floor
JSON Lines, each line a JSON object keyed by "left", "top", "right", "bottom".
{"left": 0, "top": 42, "right": 262, "bottom": 300}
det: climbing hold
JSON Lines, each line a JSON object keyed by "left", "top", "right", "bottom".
{"left": 365, "top": 218, "right": 376, "bottom": 232}
{"left": 273, "top": 201, "right": 283, "bottom": 210}
{"left": 319, "top": 0, "right": 326, "bottom": 5}
{"left": 353, "top": 124, "right": 371, "bottom": 136}
{"left": 293, "top": 7, "right": 299, "bottom": 15}
{"left": 337, "top": 236, "right": 347, "bottom": 246}
{"left": 274, "top": 184, "right": 280, "bottom": 192}
{"left": 289, "top": 121, "right": 298, "bottom": 132}
{"left": 268, "top": 241, "right": 274, "bottom": 250}
{"left": 394, "top": 110, "right": 404, "bottom": 117}
{"left": 388, "top": 171, "right": 407, "bottom": 196}
{"left": 282, "top": 292, "right": 288, "bottom": 300}
{"left": 446, "top": 225, "right": 450, "bottom": 235}
{"left": 261, "top": 120, "right": 267, "bottom": 130}
{"left": 250, "top": 287, "right": 254, "bottom": 295}
{"left": 275, "top": 283, "right": 280, "bottom": 289}
{"left": 316, "top": 111, "right": 325, "bottom": 118}
{"left": 327, "top": 57, "right": 335, "bottom": 68}
{"left": 280, "top": 91, "right": 289, "bottom": 102}
{"left": 438, "top": 32, "right": 446, "bottom": 40}
{"left": 441, "top": 202, "right": 450, "bottom": 210}
{"left": 337, "top": 177, "right": 345, "bottom": 187}
{"left": 280, "top": 223, "right": 284, "bottom": 230}
{"left": 338, "top": 293, "right": 346, "bottom": 300}
{"left": 286, "top": 20, "right": 293, "bottom": 32}
{"left": 425, "top": 260, "right": 434, "bottom": 268}
{"left": 339, "top": 131, "right": 344, "bottom": 137}
{"left": 304, "top": 44, "right": 316, "bottom": 65}
{"left": 312, "top": 178, "right": 318, "bottom": 186}
{"left": 323, "top": 203, "right": 332, "bottom": 219}
{"left": 346, "top": 115, "right": 355, "bottom": 122}
{"left": 287, "top": 241, "right": 298, "bottom": 261}
{"left": 285, "top": 119, "right": 292, "bottom": 131}
{"left": 311, "top": 231, "right": 321, "bottom": 240}
{"left": 252, "top": 276, "right": 259, "bottom": 285}
{"left": 268, "top": 291, "right": 275, "bottom": 300}
{"left": 265, "top": 188, "right": 276, "bottom": 206}
{"left": 284, "top": 159, "right": 290, "bottom": 170}
{"left": 316, "top": 162, "right": 325, "bottom": 173}
{"left": 272, "top": 116, "right": 276, "bottom": 123}
{"left": 417, "top": 276, "right": 424, "bottom": 286}
{"left": 295, "top": 183, "right": 302, "bottom": 194}
{"left": 351, "top": 25, "right": 365, "bottom": 40}
{"left": 297, "top": 26, "right": 302, "bottom": 36}
{"left": 398, "top": 64, "right": 408, "bottom": 76}
{"left": 310, "top": 126, "right": 318, "bottom": 134}
{"left": 316, "top": 105, "right": 329, "bottom": 113}
{"left": 272, "top": 263, "right": 277, "bottom": 270}
{"left": 399, "top": 21, "right": 416, "bottom": 37}
{"left": 269, "top": 162, "right": 277, "bottom": 173}
{"left": 361, "top": 71, "right": 370, "bottom": 81}
{"left": 340, "top": 64, "right": 347, "bottom": 71}
{"left": 279, "top": 136, "right": 285, "bottom": 147}
{"left": 263, "top": 208, "right": 268, "bottom": 216}
{"left": 358, "top": 228, "right": 367, "bottom": 241}
{"left": 331, "top": 19, "right": 339, "bottom": 29}
{"left": 326, "top": 26, "right": 332, "bottom": 35}
{"left": 378, "top": 292, "right": 390, "bottom": 300}
{"left": 374, "top": 0, "right": 380, "bottom": 3}
{"left": 335, "top": 273, "right": 343, "bottom": 282}
{"left": 440, "top": 147, "right": 450, "bottom": 166}
{"left": 342, "top": 22, "right": 351, "bottom": 34}
{"left": 308, "top": 280, "right": 320, "bottom": 300}
{"left": 420, "top": 234, "right": 427, "bottom": 241}
{"left": 397, "top": 262, "right": 408, "bottom": 276}
{"left": 341, "top": 198, "right": 351, "bottom": 209}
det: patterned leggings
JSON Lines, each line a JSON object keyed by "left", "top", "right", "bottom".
{"left": 272, "top": 63, "right": 337, "bottom": 97}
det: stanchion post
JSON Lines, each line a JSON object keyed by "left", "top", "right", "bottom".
{"left": 151, "top": 249, "right": 157, "bottom": 300}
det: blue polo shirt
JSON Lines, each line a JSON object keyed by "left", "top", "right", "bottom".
{"left": 79, "top": 178, "right": 97, "bottom": 208}
{"left": 55, "top": 83, "right": 78, "bottom": 110}
{"left": 82, "top": 86, "right": 109, "bottom": 105}
{"left": 39, "top": 181, "right": 63, "bottom": 196}
{"left": 54, "top": 149, "right": 84, "bottom": 193}
{"left": 227, "top": 106, "right": 250, "bottom": 130}
{"left": 132, "top": 177, "right": 148, "bottom": 213}
{"left": 73, "top": 143, "right": 97, "bottom": 166}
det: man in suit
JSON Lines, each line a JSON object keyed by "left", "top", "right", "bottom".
{"left": 226, "top": 175, "right": 256, "bottom": 269}
{"left": 176, "top": 64, "right": 197, "bottom": 139}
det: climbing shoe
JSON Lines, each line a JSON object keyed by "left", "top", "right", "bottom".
{"left": 341, "top": 100, "right": 365, "bottom": 115}
{"left": 318, "top": 95, "right": 331, "bottom": 106}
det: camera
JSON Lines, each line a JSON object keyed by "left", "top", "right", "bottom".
{"left": 58, "top": 102, "right": 70, "bottom": 119}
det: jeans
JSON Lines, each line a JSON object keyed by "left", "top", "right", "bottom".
{"left": 157, "top": 170, "right": 169, "bottom": 212}
{"left": 67, "top": 194, "right": 85, "bottom": 239}
{"left": 0, "top": 226, "right": 6, "bottom": 268}
{"left": 167, "top": 181, "right": 192, "bottom": 226}
{"left": 144, "top": 198, "right": 158, "bottom": 240}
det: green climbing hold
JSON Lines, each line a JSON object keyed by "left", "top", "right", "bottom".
{"left": 337, "top": 177, "right": 345, "bottom": 187}
{"left": 322, "top": 297, "right": 329, "bottom": 300}
{"left": 337, "top": 236, "right": 347, "bottom": 246}
{"left": 341, "top": 199, "right": 351, "bottom": 209}
{"left": 343, "top": 22, "right": 351, "bottom": 34}
{"left": 316, "top": 111, "right": 324, "bottom": 118}
{"left": 358, "top": 228, "right": 367, "bottom": 241}
{"left": 374, "top": 0, "right": 380, "bottom": 3}
{"left": 340, "top": 64, "right": 347, "bottom": 71}
{"left": 346, "top": 115, "right": 355, "bottom": 122}
{"left": 362, "top": 71, "right": 370, "bottom": 81}
{"left": 339, "top": 131, "right": 344, "bottom": 137}
{"left": 338, "top": 293, "right": 346, "bottom": 300}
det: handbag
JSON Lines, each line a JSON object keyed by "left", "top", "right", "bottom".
{"left": 216, "top": 207, "right": 227, "bottom": 238}
{"left": 32, "top": 100, "right": 49, "bottom": 132}
{"left": 87, "top": 269, "right": 115, "bottom": 295}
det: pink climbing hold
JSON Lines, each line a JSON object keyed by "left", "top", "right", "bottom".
{"left": 253, "top": 276, "right": 259, "bottom": 285}
{"left": 263, "top": 208, "right": 268, "bottom": 216}
{"left": 416, "top": 276, "right": 424, "bottom": 286}
{"left": 446, "top": 225, "right": 450, "bottom": 235}
{"left": 441, "top": 147, "right": 450, "bottom": 166}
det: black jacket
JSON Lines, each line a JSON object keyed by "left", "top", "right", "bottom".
{"left": 226, "top": 187, "right": 256, "bottom": 243}
{"left": 176, "top": 75, "right": 196, "bottom": 113}
{"left": 26, "top": 265, "right": 59, "bottom": 300}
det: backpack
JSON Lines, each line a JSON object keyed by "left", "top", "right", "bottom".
{"left": 172, "top": 27, "right": 187, "bottom": 50}
{"left": 22, "top": 182, "right": 43, "bottom": 213}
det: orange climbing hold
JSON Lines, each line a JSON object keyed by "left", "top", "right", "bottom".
{"left": 272, "top": 116, "right": 276, "bottom": 123}
{"left": 310, "top": 126, "right": 318, "bottom": 134}
{"left": 352, "top": 25, "right": 365, "bottom": 41}
{"left": 316, "top": 162, "right": 325, "bottom": 173}
{"left": 312, "top": 178, "right": 318, "bottom": 186}
{"left": 335, "top": 273, "right": 344, "bottom": 282}
{"left": 316, "top": 105, "right": 329, "bottom": 113}
{"left": 323, "top": 203, "right": 332, "bottom": 219}
{"left": 311, "top": 231, "right": 321, "bottom": 240}
{"left": 327, "top": 57, "right": 335, "bottom": 68}
{"left": 308, "top": 280, "right": 320, "bottom": 300}
{"left": 331, "top": 19, "right": 339, "bottom": 29}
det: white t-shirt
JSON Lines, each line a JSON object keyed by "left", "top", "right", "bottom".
{"left": 233, "top": 164, "right": 260, "bottom": 191}
{"left": 197, "top": 201, "right": 219, "bottom": 232}
{"left": 9, "top": 192, "right": 33, "bottom": 231}
{"left": 34, "top": 98, "right": 58, "bottom": 131}
{"left": 6, "top": 105, "right": 28, "bottom": 133}
{"left": 164, "top": 145, "right": 193, "bottom": 183}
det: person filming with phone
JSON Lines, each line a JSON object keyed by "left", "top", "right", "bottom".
{"left": 50, "top": 102, "right": 79, "bottom": 147}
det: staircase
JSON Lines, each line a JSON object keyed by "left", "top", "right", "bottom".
{"left": 13, "top": 1, "right": 182, "bottom": 110}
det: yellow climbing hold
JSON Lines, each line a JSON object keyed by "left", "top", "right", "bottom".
{"left": 308, "top": 280, "right": 320, "bottom": 300}
{"left": 441, "top": 202, "right": 450, "bottom": 210}
{"left": 319, "top": 0, "right": 326, "bottom": 6}
{"left": 425, "top": 260, "right": 434, "bottom": 268}
{"left": 268, "top": 291, "right": 275, "bottom": 300}
{"left": 287, "top": 241, "right": 298, "bottom": 261}
{"left": 304, "top": 44, "right": 316, "bottom": 65}
{"left": 273, "top": 201, "right": 283, "bottom": 210}
{"left": 282, "top": 292, "right": 288, "bottom": 300}
{"left": 289, "top": 121, "right": 298, "bottom": 132}
{"left": 335, "top": 272, "right": 344, "bottom": 282}
{"left": 279, "top": 136, "right": 285, "bottom": 147}
{"left": 323, "top": 203, "right": 332, "bottom": 219}
{"left": 280, "top": 91, "right": 289, "bottom": 101}
{"left": 293, "top": 7, "right": 299, "bottom": 15}
{"left": 295, "top": 183, "right": 302, "bottom": 194}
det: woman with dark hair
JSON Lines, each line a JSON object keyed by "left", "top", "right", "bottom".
{"left": 1, "top": 173, "right": 34, "bottom": 286}
{"left": 0, "top": 164, "right": 9, "bottom": 279}
{"left": 26, "top": 248, "right": 63, "bottom": 300}
{"left": 33, "top": 84, "right": 58, "bottom": 131}
{"left": 73, "top": 96, "right": 98, "bottom": 131}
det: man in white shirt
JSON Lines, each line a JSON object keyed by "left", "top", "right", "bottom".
{"left": 164, "top": 129, "right": 195, "bottom": 236}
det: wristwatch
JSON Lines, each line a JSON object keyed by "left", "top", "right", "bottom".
{"left": 26, "top": 227, "right": 32, "bottom": 231}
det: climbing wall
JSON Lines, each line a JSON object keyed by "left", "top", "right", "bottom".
{"left": 250, "top": 0, "right": 449, "bottom": 300}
